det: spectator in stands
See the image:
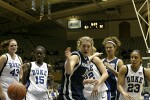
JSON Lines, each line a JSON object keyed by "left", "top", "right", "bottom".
{"left": 0, "top": 39, "right": 23, "bottom": 100}
{"left": 22, "top": 46, "right": 52, "bottom": 100}
{"left": 121, "top": 49, "right": 127, "bottom": 59}
{"left": 57, "top": 36, "right": 102, "bottom": 100}
{"left": 102, "top": 36, "right": 124, "bottom": 100}
{"left": 126, "top": 48, "right": 132, "bottom": 59}
{"left": 23, "top": 57, "right": 29, "bottom": 63}
{"left": 117, "top": 50, "right": 150, "bottom": 100}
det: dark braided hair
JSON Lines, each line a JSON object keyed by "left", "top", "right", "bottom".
{"left": 34, "top": 46, "right": 46, "bottom": 54}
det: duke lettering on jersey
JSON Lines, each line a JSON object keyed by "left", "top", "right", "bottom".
{"left": 9, "top": 63, "right": 20, "bottom": 68}
{"left": 32, "top": 70, "right": 47, "bottom": 76}
{"left": 126, "top": 76, "right": 143, "bottom": 83}
{"left": 119, "top": 65, "right": 145, "bottom": 100}
{"left": 27, "top": 62, "right": 48, "bottom": 93}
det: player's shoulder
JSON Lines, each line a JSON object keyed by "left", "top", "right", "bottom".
{"left": 118, "top": 58, "right": 123, "bottom": 62}
{"left": 0, "top": 54, "right": 8, "bottom": 61}
{"left": 47, "top": 64, "right": 51, "bottom": 67}
{"left": 1, "top": 53, "right": 7, "bottom": 58}
{"left": 23, "top": 62, "right": 31, "bottom": 67}
{"left": 120, "top": 65, "right": 128, "bottom": 73}
{"left": 92, "top": 56, "right": 102, "bottom": 63}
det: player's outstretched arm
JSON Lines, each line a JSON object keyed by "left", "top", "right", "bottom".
{"left": 104, "top": 62, "right": 118, "bottom": 77}
{"left": 18, "top": 56, "right": 23, "bottom": 82}
{"left": 21, "top": 63, "right": 30, "bottom": 85}
{"left": 144, "top": 68, "right": 150, "bottom": 83}
{"left": 89, "top": 52, "right": 103, "bottom": 62}
{"left": 0, "top": 55, "right": 7, "bottom": 100}
{"left": 117, "top": 65, "right": 133, "bottom": 100}
{"left": 91, "top": 57, "right": 108, "bottom": 97}
{"left": 65, "top": 47, "right": 79, "bottom": 74}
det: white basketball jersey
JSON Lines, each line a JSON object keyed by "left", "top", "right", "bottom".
{"left": 119, "top": 64, "right": 144, "bottom": 100}
{"left": 84, "top": 61, "right": 108, "bottom": 98}
{"left": 0, "top": 53, "right": 22, "bottom": 91}
{"left": 27, "top": 62, "right": 48, "bottom": 94}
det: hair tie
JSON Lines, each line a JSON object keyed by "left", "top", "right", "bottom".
{"left": 107, "top": 41, "right": 116, "bottom": 46}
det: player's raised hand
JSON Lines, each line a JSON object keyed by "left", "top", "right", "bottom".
{"left": 65, "top": 47, "right": 71, "bottom": 59}
{"left": 93, "top": 52, "right": 103, "bottom": 57}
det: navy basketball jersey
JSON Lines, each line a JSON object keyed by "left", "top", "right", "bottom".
{"left": 119, "top": 64, "right": 145, "bottom": 100}
{"left": 59, "top": 51, "right": 89, "bottom": 100}
{"left": 103, "top": 57, "right": 120, "bottom": 91}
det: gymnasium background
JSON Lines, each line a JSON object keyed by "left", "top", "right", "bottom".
{"left": 0, "top": 0, "right": 149, "bottom": 93}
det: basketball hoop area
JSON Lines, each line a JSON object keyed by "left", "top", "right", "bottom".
{"left": 132, "top": 0, "right": 150, "bottom": 53}
{"left": 132, "top": 0, "right": 150, "bottom": 92}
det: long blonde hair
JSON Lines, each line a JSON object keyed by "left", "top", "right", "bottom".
{"left": 91, "top": 46, "right": 97, "bottom": 55}
{"left": 77, "top": 36, "right": 94, "bottom": 50}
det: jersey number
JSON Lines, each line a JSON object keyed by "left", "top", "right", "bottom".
{"left": 36, "top": 76, "right": 44, "bottom": 84}
{"left": 85, "top": 72, "right": 95, "bottom": 79}
{"left": 10, "top": 69, "right": 19, "bottom": 76}
{"left": 85, "top": 65, "right": 95, "bottom": 79}
{"left": 127, "top": 84, "right": 140, "bottom": 93}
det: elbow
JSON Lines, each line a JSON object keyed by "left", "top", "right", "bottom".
{"left": 104, "top": 72, "right": 109, "bottom": 80}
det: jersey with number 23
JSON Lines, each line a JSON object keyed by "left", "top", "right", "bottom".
{"left": 119, "top": 64, "right": 145, "bottom": 100}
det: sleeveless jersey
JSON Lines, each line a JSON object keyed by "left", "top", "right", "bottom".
{"left": 59, "top": 51, "right": 89, "bottom": 100}
{"left": 119, "top": 64, "right": 145, "bottom": 100}
{"left": 27, "top": 62, "right": 48, "bottom": 94}
{"left": 83, "top": 61, "right": 108, "bottom": 97}
{"left": 103, "top": 57, "right": 120, "bottom": 91}
{"left": 0, "top": 53, "right": 22, "bottom": 91}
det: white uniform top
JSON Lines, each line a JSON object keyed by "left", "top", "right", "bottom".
{"left": 0, "top": 53, "right": 22, "bottom": 91}
{"left": 27, "top": 62, "right": 48, "bottom": 94}
{"left": 119, "top": 64, "right": 144, "bottom": 100}
{"left": 84, "top": 61, "right": 108, "bottom": 97}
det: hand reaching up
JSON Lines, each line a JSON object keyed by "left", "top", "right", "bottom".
{"left": 65, "top": 47, "right": 71, "bottom": 59}
{"left": 93, "top": 52, "right": 103, "bottom": 57}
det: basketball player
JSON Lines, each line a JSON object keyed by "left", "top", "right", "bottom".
{"left": 22, "top": 46, "right": 51, "bottom": 100}
{"left": 102, "top": 36, "right": 124, "bottom": 100}
{"left": 57, "top": 36, "right": 98, "bottom": 100}
{"left": 83, "top": 47, "right": 109, "bottom": 100}
{"left": 118, "top": 50, "right": 150, "bottom": 100}
{"left": 0, "top": 39, "right": 23, "bottom": 100}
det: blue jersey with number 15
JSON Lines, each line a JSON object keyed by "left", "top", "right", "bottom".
{"left": 27, "top": 62, "right": 48, "bottom": 94}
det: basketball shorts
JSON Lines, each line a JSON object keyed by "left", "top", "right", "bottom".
{"left": 84, "top": 91, "right": 108, "bottom": 100}
{"left": 25, "top": 91, "right": 49, "bottom": 100}
{"left": 3, "top": 90, "right": 11, "bottom": 100}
